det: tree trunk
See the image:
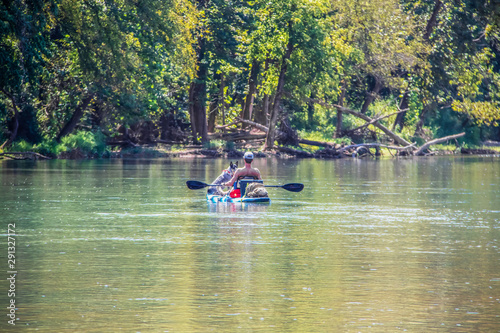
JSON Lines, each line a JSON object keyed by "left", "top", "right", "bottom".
{"left": 253, "top": 59, "right": 270, "bottom": 126}
{"left": 208, "top": 73, "right": 224, "bottom": 132}
{"left": 188, "top": 35, "right": 209, "bottom": 144}
{"left": 241, "top": 60, "right": 259, "bottom": 126}
{"left": 188, "top": 83, "right": 197, "bottom": 141}
{"left": 335, "top": 81, "right": 346, "bottom": 138}
{"left": 392, "top": 91, "right": 409, "bottom": 131}
{"left": 360, "top": 76, "right": 382, "bottom": 114}
{"left": 257, "top": 93, "right": 273, "bottom": 127}
{"left": 307, "top": 91, "right": 315, "bottom": 130}
{"left": 265, "top": 29, "right": 294, "bottom": 149}
{"left": 423, "top": 0, "right": 443, "bottom": 41}
{"left": 414, "top": 103, "right": 432, "bottom": 137}
{"left": 56, "top": 93, "right": 94, "bottom": 142}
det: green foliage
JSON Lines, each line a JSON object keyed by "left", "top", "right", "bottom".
{"left": 225, "top": 140, "right": 235, "bottom": 150}
{"left": 120, "top": 146, "right": 162, "bottom": 157}
{"left": 1, "top": 0, "right": 499, "bottom": 153}
{"left": 203, "top": 140, "right": 224, "bottom": 150}
{"left": 7, "top": 131, "right": 109, "bottom": 157}
{"left": 298, "top": 130, "right": 350, "bottom": 146}
{"left": 32, "top": 141, "right": 60, "bottom": 157}
{"left": 59, "top": 131, "right": 107, "bottom": 155}
{"left": 9, "top": 140, "right": 34, "bottom": 153}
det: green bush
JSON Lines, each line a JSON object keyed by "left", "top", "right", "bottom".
{"left": 8, "top": 140, "right": 34, "bottom": 152}
{"left": 225, "top": 140, "right": 235, "bottom": 150}
{"left": 33, "top": 140, "right": 59, "bottom": 157}
{"left": 8, "top": 131, "right": 109, "bottom": 158}
{"left": 203, "top": 140, "right": 224, "bottom": 150}
{"left": 59, "top": 131, "right": 108, "bottom": 156}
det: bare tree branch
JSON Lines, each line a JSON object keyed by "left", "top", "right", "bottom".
{"left": 414, "top": 132, "right": 465, "bottom": 156}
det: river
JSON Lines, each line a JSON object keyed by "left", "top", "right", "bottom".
{"left": 1, "top": 156, "right": 499, "bottom": 332}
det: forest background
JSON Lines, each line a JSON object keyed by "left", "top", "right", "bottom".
{"left": 1, "top": 0, "right": 500, "bottom": 158}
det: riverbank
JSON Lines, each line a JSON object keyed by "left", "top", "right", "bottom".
{"left": 1, "top": 142, "right": 499, "bottom": 161}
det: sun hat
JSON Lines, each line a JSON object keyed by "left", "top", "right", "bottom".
{"left": 243, "top": 151, "right": 254, "bottom": 160}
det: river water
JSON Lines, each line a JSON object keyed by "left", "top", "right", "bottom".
{"left": 1, "top": 156, "right": 499, "bottom": 332}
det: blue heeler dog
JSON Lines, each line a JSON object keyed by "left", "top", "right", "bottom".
{"left": 207, "top": 161, "right": 238, "bottom": 196}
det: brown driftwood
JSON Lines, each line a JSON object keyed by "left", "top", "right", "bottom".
{"left": 0, "top": 152, "right": 51, "bottom": 160}
{"left": 414, "top": 132, "right": 465, "bottom": 156}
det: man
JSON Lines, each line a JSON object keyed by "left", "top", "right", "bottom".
{"left": 223, "top": 151, "right": 262, "bottom": 188}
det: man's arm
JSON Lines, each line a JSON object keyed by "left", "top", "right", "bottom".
{"left": 224, "top": 169, "right": 241, "bottom": 187}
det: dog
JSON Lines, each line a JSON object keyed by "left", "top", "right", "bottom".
{"left": 207, "top": 161, "right": 238, "bottom": 195}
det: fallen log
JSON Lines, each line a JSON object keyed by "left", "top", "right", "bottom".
{"left": 414, "top": 132, "right": 465, "bottom": 156}
{"left": 301, "top": 97, "right": 412, "bottom": 147}
{"left": 482, "top": 140, "right": 500, "bottom": 147}
{"left": 344, "top": 109, "right": 408, "bottom": 135}
{"left": 215, "top": 119, "right": 241, "bottom": 130}
{"left": 332, "top": 105, "right": 412, "bottom": 146}
{"left": 461, "top": 147, "right": 498, "bottom": 155}
{"left": 0, "top": 152, "right": 51, "bottom": 160}
{"left": 338, "top": 142, "right": 417, "bottom": 154}
{"left": 298, "top": 138, "right": 334, "bottom": 148}
{"left": 233, "top": 117, "right": 269, "bottom": 133}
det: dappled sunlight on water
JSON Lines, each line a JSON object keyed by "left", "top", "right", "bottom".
{"left": 1, "top": 157, "right": 499, "bottom": 331}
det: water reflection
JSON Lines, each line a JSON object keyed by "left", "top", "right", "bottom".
{"left": 207, "top": 201, "right": 269, "bottom": 214}
{"left": 1, "top": 156, "right": 499, "bottom": 332}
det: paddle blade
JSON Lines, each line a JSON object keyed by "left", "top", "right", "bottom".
{"left": 186, "top": 180, "right": 208, "bottom": 190}
{"left": 282, "top": 183, "right": 304, "bottom": 192}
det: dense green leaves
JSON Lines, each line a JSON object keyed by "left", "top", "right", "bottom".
{"left": 1, "top": 0, "right": 499, "bottom": 151}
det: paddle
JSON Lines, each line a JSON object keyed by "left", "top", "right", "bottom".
{"left": 260, "top": 183, "right": 304, "bottom": 192}
{"left": 186, "top": 180, "right": 304, "bottom": 192}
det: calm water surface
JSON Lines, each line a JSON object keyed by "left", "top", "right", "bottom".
{"left": 1, "top": 156, "right": 499, "bottom": 332}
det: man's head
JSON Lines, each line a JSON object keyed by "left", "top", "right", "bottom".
{"left": 243, "top": 151, "right": 254, "bottom": 164}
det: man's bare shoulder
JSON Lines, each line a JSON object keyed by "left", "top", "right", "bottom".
{"left": 234, "top": 168, "right": 245, "bottom": 175}
{"left": 253, "top": 168, "right": 262, "bottom": 179}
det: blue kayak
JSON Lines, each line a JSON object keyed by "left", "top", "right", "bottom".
{"left": 206, "top": 193, "right": 270, "bottom": 203}
{"left": 206, "top": 178, "right": 270, "bottom": 203}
